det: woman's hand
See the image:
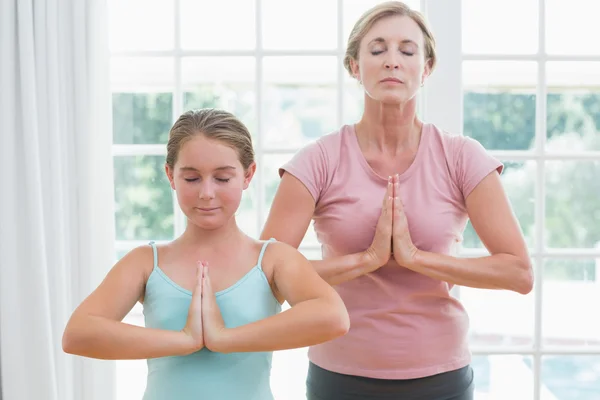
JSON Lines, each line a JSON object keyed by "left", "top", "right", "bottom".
{"left": 391, "top": 176, "right": 419, "bottom": 267}
{"left": 362, "top": 176, "right": 394, "bottom": 270}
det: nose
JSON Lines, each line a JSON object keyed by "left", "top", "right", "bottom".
{"left": 198, "top": 181, "right": 216, "bottom": 200}
{"left": 384, "top": 54, "right": 400, "bottom": 70}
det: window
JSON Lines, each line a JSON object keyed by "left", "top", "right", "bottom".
{"left": 460, "top": 0, "right": 600, "bottom": 399}
{"left": 109, "top": 1, "right": 600, "bottom": 400}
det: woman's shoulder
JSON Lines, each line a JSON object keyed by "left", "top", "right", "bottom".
{"left": 424, "top": 122, "right": 484, "bottom": 151}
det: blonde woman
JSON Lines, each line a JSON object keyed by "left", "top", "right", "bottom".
{"left": 261, "top": 2, "right": 533, "bottom": 399}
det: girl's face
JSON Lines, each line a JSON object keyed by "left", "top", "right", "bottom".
{"left": 166, "top": 135, "right": 255, "bottom": 231}
{"left": 351, "top": 15, "right": 431, "bottom": 105}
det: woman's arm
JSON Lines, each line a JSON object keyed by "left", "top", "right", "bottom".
{"left": 396, "top": 172, "right": 534, "bottom": 294}
{"left": 204, "top": 242, "right": 350, "bottom": 353}
{"left": 62, "top": 246, "right": 200, "bottom": 359}
{"left": 261, "top": 172, "right": 387, "bottom": 285}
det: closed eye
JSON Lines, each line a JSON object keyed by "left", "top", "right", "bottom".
{"left": 184, "top": 178, "right": 199, "bottom": 182}
{"left": 216, "top": 178, "right": 230, "bottom": 183}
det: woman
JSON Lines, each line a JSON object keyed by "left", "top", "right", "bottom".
{"left": 260, "top": 2, "right": 533, "bottom": 399}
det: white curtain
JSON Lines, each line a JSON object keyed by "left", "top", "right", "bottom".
{"left": 0, "top": 1, "right": 115, "bottom": 399}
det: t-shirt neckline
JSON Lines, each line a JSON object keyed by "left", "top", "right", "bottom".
{"left": 348, "top": 122, "right": 430, "bottom": 182}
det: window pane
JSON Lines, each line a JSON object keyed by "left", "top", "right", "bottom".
{"left": 543, "top": 259, "right": 599, "bottom": 348}
{"left": 463, "top": 61, "right": 537, "bottom": 150}
{"left": 547, "top": 62, "right": 600, "bottom": 152}
{"left": 541, "top": 356, "right": 600, "bottom": 400}
{"left": 182, "top": 57, "right": 256, "bottom": 135}
{"left": 462, "top": 161, "right": 536, "bottom": 249}
{"left": 116, "top": 360, "right": 146, "bottom": 400}
{"left": 545, "top": 161, "right": 600, "bottom": 248}
{"left": 111, "top": 57, "right": 174, "bottom": 91}
{"left": 462, "top": 282, "right": 535, "bottom": 348}
{"left": 472, "top": 355, "right": 534, "bottom": 399}
{"left": 342, "top": 0, "right": 421, "bottom": 43}
{"left": 263, "top": 57, "right": 338, "bottom": 150}
{"left": 344, "top": 73, "right": 363, "bottom": 124}
{"left": 117, "top": 303, "right": 146, "bottom": 400}
{"left": 262, "top": 154, "right": 319, "bottom": 247}
{"left": 271, "top": 344, "right": 308, "bottom": 400}
{"left": 546, "top": 0, "right": 600, "bottom": 55}
{"left": 262, "top": 0, "right": 337, "bottom": 50}
{"left": 114, "top": 156, "right": 174, "bottom": 241}
{"left": 299, "top": 247, "right": 322, "bottom": 261}
{"left": 108, "top": 0, "right": 174, "bottom": 51}
{"left": 462, "top": 0, "right": 538, "bottom": 54}
{"left": 237, "top": 184, "right": 259, "bottom": 238}
{"left": 112, "top": 93, "right": 172, "bottom": 144}
{"left": 180, "top": 0, "right": 255, "bottom": 50}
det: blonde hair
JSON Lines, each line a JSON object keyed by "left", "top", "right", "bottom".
{"left": 343, "top": 1, "right": 437, "bottom": 76}
{"left": 166, "top": 108, "right": 254, "bottom": 170}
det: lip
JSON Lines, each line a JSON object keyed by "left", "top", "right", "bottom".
{"left": 196, "top": 207, "right": 219, "bottom": 212}
{"left": 380, "top": 77, "right": 404, "bottom": 84}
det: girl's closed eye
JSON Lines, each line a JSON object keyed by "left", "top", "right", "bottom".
{"left": 184, "top": 177, "right": 199, "bottom": 182}
{"left": 215, "top": 177, "right": 230, "bottom": 183}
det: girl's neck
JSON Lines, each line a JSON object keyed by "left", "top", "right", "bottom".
{"left": 176, "top": 217, "right": 246, "bottom": 251}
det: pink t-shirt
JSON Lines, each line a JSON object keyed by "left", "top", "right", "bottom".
{"left": 280, "top": 123, "right": 503, "bottom": 379}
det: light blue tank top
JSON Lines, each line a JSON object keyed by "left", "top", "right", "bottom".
{"left": 142, "top": 239, "right": 282, "bottom": 400}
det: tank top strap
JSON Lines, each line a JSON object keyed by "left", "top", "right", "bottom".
{"left": 257, "top": 238, "right": 276, "bottom": 271}
{"left": 148, "top": 241, "right": 158, "bottom": 269}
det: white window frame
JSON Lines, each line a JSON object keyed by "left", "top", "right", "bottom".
{"left": 111, "top": 1, "right": 600, "bottom": 399}
{"left": 425, "top": 1, "right": 600, "bottom": 400}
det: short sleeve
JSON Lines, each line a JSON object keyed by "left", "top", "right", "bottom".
{"left": 455, "top": 136, "right": 504, "bottom": 199}
{"left": 278, "top": 140, "right": 329, "bottom": 203}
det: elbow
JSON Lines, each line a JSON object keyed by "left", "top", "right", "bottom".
{"left": 325, "top": 303, "right": 350, "bottom": 339}
{"left": 62, "top": 328, "right": 77, "bottom": 355}
{"left": 514, "top": 258, "right": 534, "bottom": 295}
{"left": 62, "top": 322, "right": 86, "bottom": 355}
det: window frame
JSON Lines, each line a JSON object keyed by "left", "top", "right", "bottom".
{"left": 110, "top": 1, "right": 600, "bottom": 399}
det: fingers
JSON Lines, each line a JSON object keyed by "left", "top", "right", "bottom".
{"left": 202, "top": 265, "right": 211, "bottom": 294}
{"left": 382, "top": 178, "right": 393, "bottom": 209}
{"left": 196, "top": 261, "right": 204, "bottom": 287}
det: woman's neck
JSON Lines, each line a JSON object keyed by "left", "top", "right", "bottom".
{"left": 357, "top": 98, "right": 422, "bottom": 155}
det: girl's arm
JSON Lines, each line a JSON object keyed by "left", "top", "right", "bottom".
{"left": 204, "top": 242, "right": 350, "bottom": 353}
{"left": 62, "top": 246, "right": 201, "bottom": 360}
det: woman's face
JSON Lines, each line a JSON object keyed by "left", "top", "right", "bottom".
{"left": 351, "top": 15, "right": 431, "bottom": 105}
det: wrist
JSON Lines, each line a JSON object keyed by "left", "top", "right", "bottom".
{"left": 405, "top": 248, "right": 424, "bottom": 270}
{"left": 179, "top": 330, "right": 203, "bottom": 355}
{"left": 207, "top": 328, "right": 233, "bottom": 353}
{"left": 359, "top": 250, "right": 381, "bottom": 272}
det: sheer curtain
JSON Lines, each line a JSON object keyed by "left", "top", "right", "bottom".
{"left": 0, "top": 1, "right": 115, "bottom": 399}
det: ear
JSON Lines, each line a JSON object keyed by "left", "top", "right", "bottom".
{"left": 349, "top": 58, "right": 361, "bottom": 82}
{"left": 165, "top": 163, "right": 176, "bottom": 190}
{"left": 421, "top": 59, "right": 432, "bottom": 86}
{"left": 243, "top": 162, "right": 257, "bottom": 190}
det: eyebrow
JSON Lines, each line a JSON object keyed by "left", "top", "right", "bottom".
{"left": 179, "top": 166, "right": 236, "bottom": 172}
{"left": 368, "top": 37, "right": 419, "bottom": 47}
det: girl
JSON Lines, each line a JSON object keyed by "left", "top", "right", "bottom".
{"left": 62, "top": 108, "right": 350, "bottom": 400}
